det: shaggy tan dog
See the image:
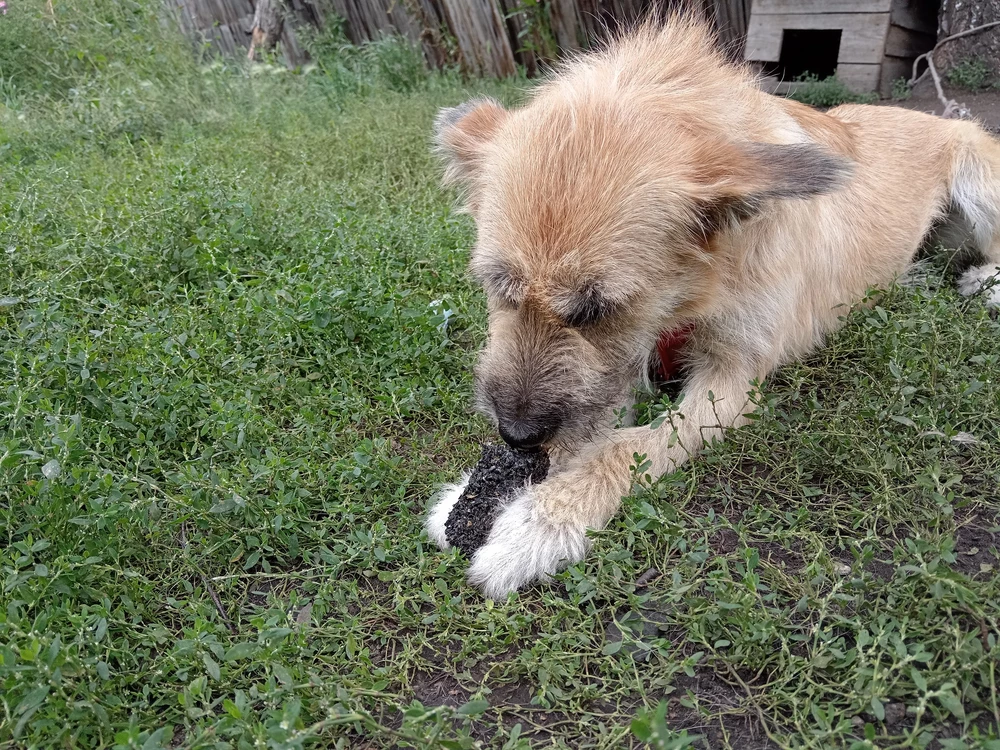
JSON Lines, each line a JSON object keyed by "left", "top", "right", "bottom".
{"left": 425, "top": 17, "right": 1000, "bottom": 597}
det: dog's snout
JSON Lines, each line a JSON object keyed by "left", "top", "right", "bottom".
{"left": 497, "top": 417, "right": 559, "bottom": 450}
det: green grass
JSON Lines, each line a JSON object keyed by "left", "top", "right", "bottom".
{"left": 2, "top": 3, "right": 1000, "bottom": 749}
{"left": 785, "top": 74, "right": 879, "bottom": 108}
{"left": 891, "top": 78, "right": 913, "bottom": 102}
{"left": 946, "top": 59, "right": 999, "bottom": 93}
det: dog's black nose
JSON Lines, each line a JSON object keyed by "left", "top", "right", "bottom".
{"left": 497, "top": 419, "right": 556, "bottom": 450}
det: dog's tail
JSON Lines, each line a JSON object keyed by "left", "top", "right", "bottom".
{"left": 946, "top": 121, "right": 1000, "bottom": 305}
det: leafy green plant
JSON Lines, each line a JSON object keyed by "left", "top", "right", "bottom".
{"left": 632, "top": 702, "right": 703, "bottom": 749}
{"left": 300, "top": 24, "right": 429, "bottom": 97}
{"left": 362, "top": 35, "right": 429, "bottom": 93}
{"left": 786, "top": 72, "right": 879, "bottom": 107}
{"left": 0, "top": 0, "right": 196, "bottom": 100}
{"left": 892, "top": 76, "right": 912, "bottom": 101}
{"left": 947, "top": 57, "right": 996, "bottom": 91}
{"left": 2, "top": 3, "right": 1000, "bottom": 748}
{"left": 507, "top": 0, "right": 559, "bottom": 65}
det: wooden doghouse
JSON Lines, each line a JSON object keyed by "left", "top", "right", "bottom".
{"left": 744, "top": 0, "right": 939, "bottom": 97}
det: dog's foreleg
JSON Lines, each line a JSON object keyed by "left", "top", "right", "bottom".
{"left": 465, "top": 366, "right": 761, "bottom": 597}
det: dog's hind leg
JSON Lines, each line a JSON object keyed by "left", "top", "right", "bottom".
{"left": 950, "top": 126, "right": 1000, "bottom": 306}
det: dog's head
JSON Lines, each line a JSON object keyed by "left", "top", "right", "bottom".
{"left": 434, "top": 36, "right": 849, "bottom": 450}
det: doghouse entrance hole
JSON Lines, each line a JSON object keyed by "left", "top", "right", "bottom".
{"left": 764, "top": 29, "right": 842, "bottom": 81}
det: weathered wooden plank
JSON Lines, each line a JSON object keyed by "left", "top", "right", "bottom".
{"left": 314, "top": 0, "right": 447, "bottom": 68}
{"left": 879, "top": 55, "right": 913, "bottom": 95}
{"left": 744, "top": 12, "right": 891, "bottom": 64}
{"left": 753, "top": 0, "right": 890, "bottom": 14}
{"left": 170, "top": 0, "right": 754, "bottom": 77}
{"left": 384, "top": 1, "right": 424, "bottom": 45}
{"left": 328, "top": 0, "right": 425, "bottom": 49}
{"left": 884, "top": 23, "right": 935, "bottom": 58}
{"left": 172, "top": 0, "right": 194, "bottom": 33}
{"left": 409, "top": 0, "right": 451, "bottom": 69}
{"left": 439, "top": 0, "right": 516, "bottom": 77}
{"left": 328, "top": 0, "right": 388, "bottom": 43}
{"left": 215, "top": 0, "right": 249, "bottom": 26}
{"left": 712, "top": 0, "right": 752, "bottom": 58}
{"left": 280, "top": 23, "right": 304, "bottom": 65}
{"left": 760, "top": 61, "right": 880, "bottom": 94}
{"left": 567, "top": 0, "right": 596, "bottom": 44}
{"left": 209, "top": 26, "right": 228, "bottom": 55}
{"left": 889, "top": 0, "right": 938, "bottom": 34}
{"left": 194, "top": 0, "right": 216, "bottom": 28}
{"left": 353, "top": 0, "right": 393, "bottom": 39}
{"left": 286, "top": 0, "right": 324, "bottom": 29}
{"left": 835, "top": 62, "right": 881, "bottom": 91}
{"left": 249, "top": 0, "right": 285, "bottom": 57}
{"left": 498, "top": 0, "right": 545, "bottom": 75}
{"left": 550, "top": 0, "right": 584, "bottom": 53}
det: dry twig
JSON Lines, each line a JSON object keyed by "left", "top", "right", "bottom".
{"left": 180, "top": 522, "right": 237, "bottom": 634}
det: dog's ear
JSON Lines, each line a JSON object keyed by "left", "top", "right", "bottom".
{"left": 739, "top": 142, "right": 852, "bottom": 200}
{"left": 696, "top": 142, "right": 852, "bottom": 233}
{"left": 434, "top": 97, "right": 508, "bottom": 192}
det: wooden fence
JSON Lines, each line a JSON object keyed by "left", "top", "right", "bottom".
{"left": 168, "top": 0, "right": 752, "bottom": 75}
{"left": 169, "top": 0, "right": 324, "bottom": 63}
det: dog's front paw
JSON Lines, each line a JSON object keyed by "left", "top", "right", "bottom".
{"left": 425, "top": 473, "right": 470, "bottom": 550}
{"left": 466, "top": 482, "right": 592, "bottom": 598}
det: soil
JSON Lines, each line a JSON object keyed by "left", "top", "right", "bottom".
{"left": 409, "top": 640, "right": 777, "bottom": 749}
{"left": 951, "top": 507, "right": 1000, "bottom": 578}
{"left": 872, "top": 78, "right": 1000, "bottom": 133}
{"left": 859, "top": 507, "right": 1000, "bottom": 582}
{"left": 409, "top": 643, "right": 582, "bottom": 746}
{"left": 669, "top": 669, "right": 779, "bottom": 750}
{"left": 444, "top": 444, "right": 549, "bottom": 555}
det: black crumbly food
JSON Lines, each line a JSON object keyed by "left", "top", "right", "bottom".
{"left": 444, "top": 444, "right": 549, "bottom": 556}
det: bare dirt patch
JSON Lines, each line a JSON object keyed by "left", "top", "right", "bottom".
{"left": 952, "top": 508, "right": 1000, "bottom": 578}
{"left": 875, "top": 78, "right": 1000, "bottom": 132}
{"left": 411, "top": 669, "right": 470, "bottom": 708}
{"left": 668, "top": 669, "right": 779, "bottom": 750}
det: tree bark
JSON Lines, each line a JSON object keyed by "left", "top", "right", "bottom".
{"left": 248, "top": 0, "right": 285, "bottom": 60}
{"left": 936, "top": 0, "right": 1000, "bottom": 78}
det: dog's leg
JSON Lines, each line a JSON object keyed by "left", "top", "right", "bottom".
{"left": 425, "top": 473, "right": 470, "bottom": 550}
{"left": 466, "top": 365, "right": 760, "bottom": 597}
{"left": 951, "top": 128, "right": 1000, "bottom": 306}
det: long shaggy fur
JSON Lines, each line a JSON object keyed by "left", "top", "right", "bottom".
{"left": 426, "top": 17, "right": 1000, "bottom": 596}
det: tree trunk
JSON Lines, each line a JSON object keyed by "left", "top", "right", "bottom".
{"left": 248, "top": 0, "right": 285, "bottom": 60}
{"left": 936, "top": 0, "right": 1000, "bottom": 78}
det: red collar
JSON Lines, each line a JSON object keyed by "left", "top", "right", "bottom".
{"left": 655, "top": 324, "right": 694, "bottom": 381}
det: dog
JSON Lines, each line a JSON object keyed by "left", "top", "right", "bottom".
{"left": 424, "top": 17, "right": 1000, "bottom": 598}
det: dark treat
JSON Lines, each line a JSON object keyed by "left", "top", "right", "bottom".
{"left": 445, "top": 444, "right": 549, "bottom": 555}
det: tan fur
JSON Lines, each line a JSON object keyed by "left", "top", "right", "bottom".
{"left": 427, "top": 17, "right": 1000, "bottom": 597}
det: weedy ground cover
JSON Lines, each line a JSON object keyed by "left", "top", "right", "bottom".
{"left": 1, "top": 3, "right": 999, "bottom": 748}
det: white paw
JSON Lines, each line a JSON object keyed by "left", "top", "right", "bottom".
{"left": 466, "top": 490, "right": 591, "bottom": 598}
{"left": 958, "top": 263, "right": 1000, "bottom": 306}
{"left": 425, "top": 473, "right": 470, "bottom": 550}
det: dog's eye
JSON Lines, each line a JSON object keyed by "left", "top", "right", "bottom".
{"left": 479, "top": 271, "right": 525, "bottom": 309}
{"left": 561, "top": 290, "right": 613, "bottom": 328}
{"left": 492, "top": 293, "right": 520, "bottom": 311}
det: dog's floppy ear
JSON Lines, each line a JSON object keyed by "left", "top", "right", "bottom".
{"left": 740, "top": 142, "right": 852, "bottom": 200}
{"left": 697, "top": 142, "right": 852, "bottom": 233}
{"left": 434, "top": 97, "right": 508, "bottom": 193}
